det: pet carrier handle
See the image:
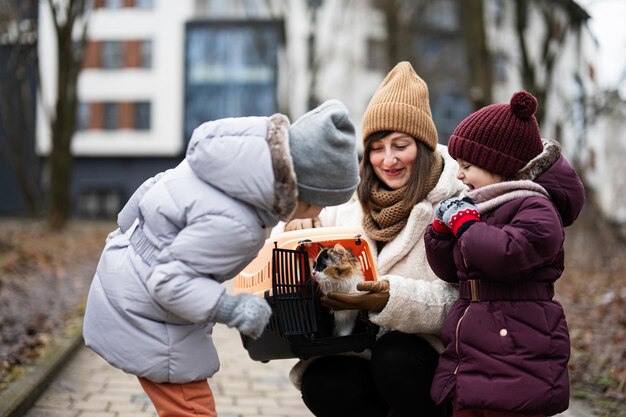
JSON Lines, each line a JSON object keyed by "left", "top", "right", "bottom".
{"left": 297, "top": 239, "right": 312, "bottom": 251}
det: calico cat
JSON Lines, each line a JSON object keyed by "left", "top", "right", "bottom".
{"left": 311, "top": 243, "right": 364, "bottom": 336}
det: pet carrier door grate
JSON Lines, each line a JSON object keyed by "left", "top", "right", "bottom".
{"left": 271, "top": 247, "right": 317, "bottom": 336}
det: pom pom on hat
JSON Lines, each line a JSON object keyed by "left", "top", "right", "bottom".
{"left": 510, "top": 91, "right": 537, "bottom": 120}
{"left": 448, "top": 90, "right": 544, "bottom": 178}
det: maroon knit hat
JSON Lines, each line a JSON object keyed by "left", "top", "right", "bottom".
{"left": 448, "top": 90, "right": 543, "bottom": 178}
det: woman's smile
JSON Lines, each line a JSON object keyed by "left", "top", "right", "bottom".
{"left": 384, "top": 168, "right": 405, "bottom": 177}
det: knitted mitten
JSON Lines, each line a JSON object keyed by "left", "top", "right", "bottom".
{"left": 210, "top": 293, "right": 272, "bottom": 339}
{"left": 440, "top": 197, "right": 480, "bottom": 237}
{"left": 433, "top": 199, "right": 455, "bottom": 234}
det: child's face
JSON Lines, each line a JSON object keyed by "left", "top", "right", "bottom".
{"left": 456, "top": 159, "right": 503, "bottom": 190}
{"left": 368, "top": 132, "right": 418, "bottom": 190}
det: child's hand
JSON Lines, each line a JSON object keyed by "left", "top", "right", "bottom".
{"left": 432, "top": 199, "right": 453, "bottom": 234}
{"left": 435, "top": 198, "right": 456, "bottom": 222}
{"left": 210, "top": 293, "right": 272, "bottom": 339}
{"left": 439, "top": 197, "right": 480, "bottom": 237}
{"left": 433, "top": 198, "right": 460, "bottom": 234}
{"left": 434, "top": 197, "right": 478, "bottom": 235}
{"left": 284, "top": 217, "right": 321, "bottom": 231}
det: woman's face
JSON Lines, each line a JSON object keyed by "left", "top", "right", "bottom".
{"left": 456, "top": 159, "right": 503, "bottom": 190}
{"left": 368, "top": 132, "right": 418, "bottom": 190}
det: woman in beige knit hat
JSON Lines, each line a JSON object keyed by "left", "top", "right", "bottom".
{"left": 282, "top": 62, "right": 464, "bottom": 417}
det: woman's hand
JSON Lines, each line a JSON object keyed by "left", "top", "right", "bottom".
{"left": 321, "top": 280, "right": 390, "bottom": 312}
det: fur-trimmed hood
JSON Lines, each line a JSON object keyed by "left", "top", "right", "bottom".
{"left": 186, "top": 114, "right": 298, "bottom": 224}
{"left": 513, "top": 138, "right": 585, "bottom": 226}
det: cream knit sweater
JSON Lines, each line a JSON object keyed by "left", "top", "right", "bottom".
{"left": 287, "top": 144, "right": 465, "bottom": 389}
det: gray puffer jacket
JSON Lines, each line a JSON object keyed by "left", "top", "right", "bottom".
{"left": 83, "top": 114, "right": 297, "bottom": 383}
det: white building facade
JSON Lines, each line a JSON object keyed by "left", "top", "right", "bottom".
{"left": 35, "top": 0, "right": 609, "bottom": 219}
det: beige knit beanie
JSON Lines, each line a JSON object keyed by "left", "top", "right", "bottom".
{"left": 361, "top": 61, "right": 438, "bottom": 151}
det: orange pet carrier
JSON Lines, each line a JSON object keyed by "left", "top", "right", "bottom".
{"left": 234, "top": 227, "right": 379, "bottom": 362}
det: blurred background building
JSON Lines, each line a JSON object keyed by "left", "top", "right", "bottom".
{"left": 1, "top": 0, "right": 625, "bottom": 234}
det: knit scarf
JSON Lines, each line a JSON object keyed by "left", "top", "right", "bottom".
{"left": 465, "top": 180, "right": 550, "bottom": 214}
{"left": 363, "top": 151, "right": 443, "bottom": 242}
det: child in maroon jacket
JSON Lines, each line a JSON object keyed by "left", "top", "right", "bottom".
{"left": 424, "top": 91, "right": 585, "bottom": 417}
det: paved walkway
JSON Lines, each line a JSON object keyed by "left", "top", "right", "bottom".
{"left": 24, "top": 326, "right": 593, "bottom": 417}
{"left": 24, "top": 281, "right": 592, "bottom": 417}
{"left": 25, "top": 323, "right": 313, "bottom": 417}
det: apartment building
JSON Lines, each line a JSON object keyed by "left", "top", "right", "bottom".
{"left": 26, "top": 0, "right": 599, "bottom": 218}
{"left": 37, "top": 0, "right": 291, "bottom": 217}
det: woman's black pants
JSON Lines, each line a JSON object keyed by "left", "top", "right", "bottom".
{"left": 300, "top": 331, "right": 450, "bottom": 417}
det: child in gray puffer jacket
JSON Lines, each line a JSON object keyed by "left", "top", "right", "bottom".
{"left": 83, "top": 99, "right": 360, "bottom": 417}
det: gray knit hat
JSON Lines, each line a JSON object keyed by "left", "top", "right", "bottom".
{"left": 288, "top": 99, "right": 360, "bottom": 207}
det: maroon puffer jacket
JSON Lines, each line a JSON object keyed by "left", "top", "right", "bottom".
{"left": 425, "top": 151, "right": 585, "bottom": 415}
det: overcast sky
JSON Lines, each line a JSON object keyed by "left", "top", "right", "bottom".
{"left": 576, "top": 0, "right": 626, "bottom": 90}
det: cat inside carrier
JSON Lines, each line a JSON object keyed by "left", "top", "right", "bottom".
{"left": 233, "top": 227, "right": 380, "bottom": 362}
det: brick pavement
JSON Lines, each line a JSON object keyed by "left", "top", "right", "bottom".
{"left": 25, "top": 322, "right": 313, "bottom": 417}
{"left": 24, "top": 324, "right": 590, "bottom": 417}
{"left": 23, "top": 277, "right": 589, "bottom": 417}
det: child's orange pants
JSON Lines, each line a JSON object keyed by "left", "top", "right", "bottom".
{"left": 138, "top": 377, "right": 217, "bottom": 417}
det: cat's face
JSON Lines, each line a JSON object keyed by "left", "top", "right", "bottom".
{"left": 312, "top": 244, "right": 362, "bottom": 292}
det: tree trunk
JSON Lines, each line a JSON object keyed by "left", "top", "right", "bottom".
{"left": 459, "top": 0, "right": 492, "bottom": 110}
{"left": 46, "top": 0, "right": 86, "bottom": 230}
{"left": 307, "top": 4, "right": 320, "bottom": 110}
{"left": 381, "top": 0, "right": 400, "bottom": 68}
{"left": 514, "top": 0, "right": 571, "bottom": 126}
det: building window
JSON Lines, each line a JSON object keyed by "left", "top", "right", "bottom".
{"left": 103, "top": 102, "right": 119, "bottom": 130}
{"left": 76, "top": 101, "right": 151, "bottom": 131}
{"left": 139, "top": 40, "right": 152, "bottom": 68}
{"left": 135, "top": 102, "right": 151, "bottom": 130}
{"left": 423, "top": 0, "right": 458, "bottom": 31}
{"left": 78, "top": 189, "right": 122, "bottom": 218}
{"left": 135, "top": 0, "right": 154, "bottom": 9}
{"left": 493, "top": 52, "right": 508, "bottom": 83}
{"left": 432, "top": 94, "right": 472, "bottom": 145}
{"left": 419, "top": 39, "right": 442, "bottom": 61}
{"left": 84, "top": 40, "right": 152, "bottom": 69}
{"left": 93, "top": 0, "right": 153, "bottom": 9}
{"left": 77, "top": 102, "right": 90, "bottom": 131}
{"left": 184, "top": 21, "right": 282, "bottom": 141}
{"left": 366, "top": 38, "right": 387, "bottom": 72}
{"left": 101, "top": 41, "right": 124, "bottom": 69}
{"left": 105, "top": 0, "right": 123, "bottom": 8}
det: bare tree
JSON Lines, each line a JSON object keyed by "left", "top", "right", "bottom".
{"left": 513, "top": 0, "right": 586, "bottom": 125}
{"left": 370, "top": 0, "right": 434, "bottom": 69}
{"left": 0, "top": 0, "right": 41, "bottom": 215}
{"left": 459, "top": 0, "right": 492, "bottom": 110}
{"left": 306, "top": 0, "right": 322, "bottom": 109}
{"left": 44, "top": 0, "right": 88, "bottom": 230}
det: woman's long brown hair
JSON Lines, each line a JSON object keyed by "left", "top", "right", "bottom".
{"left": 357, "top": 131, "right": 438, "bottom": 212}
